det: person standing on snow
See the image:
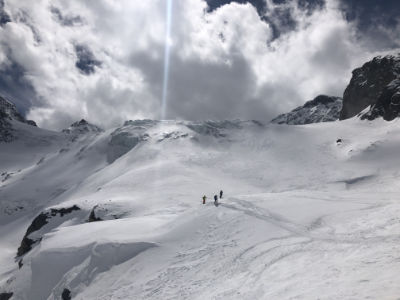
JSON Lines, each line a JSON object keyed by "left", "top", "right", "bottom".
{"left": 202, "top": 195, "right": 206, "bottom": 204}
{"left": 214, "top": 195, "right": 218, "bottom": 206}
{"left": 219, "top": 190, "right": 223, "bottom": 199}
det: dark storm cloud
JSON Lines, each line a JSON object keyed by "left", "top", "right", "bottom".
{"left": 74, "top": 44, "right": 102, "bottom": 75}
{"left": 50, "top": 7, "right": 83, "bottom": 27}
{"left": 339, "top": 0, "right": 400, "bottom": 49}
{"left": 207, "top": 0, "right": 326, "bottom": 39}
{"left": 208, "top": 0, "right": 400, "bottom": 47}
{"left": 0, "top": 0, "right": 10, "bottom": 27}
{"left": 340, "top": 0, "right": 400, "bottom": 29}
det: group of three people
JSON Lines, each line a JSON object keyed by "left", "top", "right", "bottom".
{"left": 202, "top": 190, "right": 223, "bottom": 206}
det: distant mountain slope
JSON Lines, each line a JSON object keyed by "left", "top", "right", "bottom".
{"left": 271, "top": 95, "right": 342, "bottom": 125}
{"left": 340, "top": 54, "right": 400, "bottom": 121}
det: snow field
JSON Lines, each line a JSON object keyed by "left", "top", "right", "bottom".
{"left": 1, "top": 118, "right": 400, "bottom": 299}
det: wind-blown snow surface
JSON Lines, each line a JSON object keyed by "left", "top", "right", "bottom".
{"left": 1, "top": 118, "right": 400, "bottom": 299}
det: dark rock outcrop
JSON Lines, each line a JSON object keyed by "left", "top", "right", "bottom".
{"left": 62, "top": 119, "right": 103, "bottom": 135}
{"left": 186, "top": 120, "right": 243, "bottom": 137}
{"left": 340, "top": 54, "right": 400, "bottom": 120}
{"left": 0, "top": 293, "right": 13, "bottom": 300}
{"left": 26, "top": 120, "right": 37, "bottom": 127}
{"left": 360, "top": 79, "right": 400, "bottom": 121}
{"left": 0, "top": 96, "right": 36, "bottom": 125}
{"left": 0, "top": 96, "right": 37, "bottom": 142}
{"left": 271, "top": 95, "right": 342, "bottom": 125}
{"left": 88, "top": 206, "right": 102, "bottom": 222}
{"left": 17, "top": 205, "right": 81, "bottom": 256}
{"left": 61, "top": 288, "right": 71, "bottom": 300}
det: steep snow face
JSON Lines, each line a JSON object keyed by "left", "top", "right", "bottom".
{"left": 1, "top": 118, "right": 400, "bottom": 299}
{"left": 341, "top": 54, "right": 400, "bottom": 120}
{"left": 271, "top": 95, "right": 342, "bottom": 125}
{"left": 106, "top": 120, "right": 156, "bottom": 163}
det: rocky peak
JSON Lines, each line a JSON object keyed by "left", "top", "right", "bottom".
{"left": 0, "top": 96, "right": 37, "bottom": 142}
{"left": 62, "top": 119, "right": 103, "bottom": 135}
{"left": 0, "top": 96, "right": 36, "bottom": 126}
{"left": 340, "top": 54, "right": 400, "bottom": 120}
{"left": 73, "top": 119, "right": 89, "bottom": 127}
{"left": 271, "top": 95, "right": 342, "bottom": 125}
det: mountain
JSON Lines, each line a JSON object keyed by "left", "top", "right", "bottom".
{"left": 271, "top": 95, "right": 342, "bottom": 125}
{"left": 62, "top": 119, "right": 103, "bottom": 135}
{"left": 271, "top": 54, "right": 400, "bottom": 125}
{"left": 0, "top": 96, "right": 36, "bottom": 142}
{"left": 340, "top": 54, "right": 400, "bottom": 120}
{"left": 1, "top": 105, "right": 400, "bottom": 299}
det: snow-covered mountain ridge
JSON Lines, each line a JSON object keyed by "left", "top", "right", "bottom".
{"left": 1, "top": 109, "right": 400, "bottom": 299}
{"left": 271, "top": 95, "right": 342, "bottom": 125}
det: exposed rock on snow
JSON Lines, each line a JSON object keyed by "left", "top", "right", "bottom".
{"left": 0, "top": 292, "right": 13, "bottom": 300}
{"left": 340, "top": 54, "right": 400, "bottom": 120}
{"left": 360, "top": 78, "right": 400, "bottom": 121}
{"left": 0, "top": 96, "right": 31, "bottom": 124}
{"left": 17, "top": 205, "right": 81, "bottom": 256}
{"left": 271, "top": 95, "right": 342, "bottom": 125}
{"left": 157, "top": 131, "right": 189, "bottom": 142}
{"left": 61, "top": 288, "right": 71, "bottom": 300}
{"left": 62, "top": 119, "right": 103, "bottom": 136}
{"left": 123, "top": 119, "right": 159, "bottom": 128}
{"left": 87, "top": 206, "right": 102, "bottom": 222}
{"left": 185, "top": 120, "right": 258, "bottom": 137}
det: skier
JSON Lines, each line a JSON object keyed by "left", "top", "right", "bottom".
{"left": 214, "top": 194, "right": 218, "bottom": 207}
{"left": 219, "top": 190, "right": 223, "bottom": 199}
{"left": 202, "top": 195, "right": 206, "bottom": 205}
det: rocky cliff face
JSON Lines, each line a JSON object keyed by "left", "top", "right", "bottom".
{"left": 271, "top": 95, "right": 342, "bottom": 125}
{"left": 0, "top": 96, "right": 36, "bottom": 142}
{"left": 340, "top": 54, "right": 400, "bottom": 120}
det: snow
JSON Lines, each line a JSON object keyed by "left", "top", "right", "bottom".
{"left": 1, "top": 118, "right": 400, "bottom": 299}
{"left": 271, "top": 95, "right": 342, "bottom": 125}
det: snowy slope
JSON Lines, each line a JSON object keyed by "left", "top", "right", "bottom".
{"left": 1, "top": 117, "right": 400, "bottom": 299}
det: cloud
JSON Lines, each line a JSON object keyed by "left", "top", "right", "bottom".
{"left": 0, "top": 0, "right": 10, "bottom": 26}
{"left": 50, "top": 6, "right": 84, "bottom": 27}
{"left": 0, "top": 0, "right": 397, "bottom": 130}
{"left": 74, "top": 44, "right": 102, "bottom": 75}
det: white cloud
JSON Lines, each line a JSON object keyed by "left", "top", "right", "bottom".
{"left": 0, "top": 0, "right": 394, "bottom": 129}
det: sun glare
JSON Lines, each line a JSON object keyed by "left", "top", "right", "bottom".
{"left": 161, "top": 0, "right": 173, "bottom": 120}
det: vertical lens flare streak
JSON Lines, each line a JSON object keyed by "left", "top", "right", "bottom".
{"left": 161, "top": 0, "right": 173, "bottom": 120}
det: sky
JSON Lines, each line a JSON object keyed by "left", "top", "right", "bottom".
{"left": 0, "top": 0, "right": 399, "bottom": 129}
